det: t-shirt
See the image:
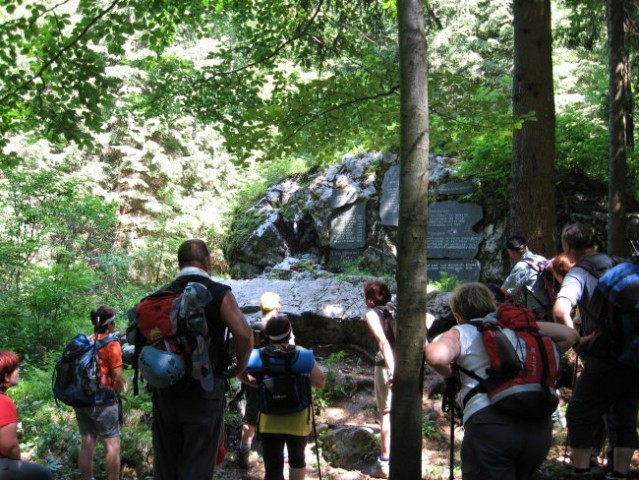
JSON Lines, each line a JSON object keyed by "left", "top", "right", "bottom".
{"left": 557, "top": 252, "right": 612, "bottom": 336}
{"left": 501, "top": 251, "right": 550, "bottom": 312}
{"left": 91, "top": 333, "right": 123, "bottom": 390}
{"left": 0, "top": 393, "right": 17, "bottom": 429}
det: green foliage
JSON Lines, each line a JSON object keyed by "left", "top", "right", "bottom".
{"left": 314, "top": 350, "right": 352, "bottom": 409}
{"left": 427, "top": 272, "right": 460, "bottom": 292}
{"left": 421, "top": 417, "right": 440, "bottom": 440}
{"left": 555, "top": 108, "right": 608, "bottom": 179}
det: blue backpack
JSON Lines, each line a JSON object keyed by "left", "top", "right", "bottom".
{"left": 52, "top": 334, "right": 118, "bottom": 407}
{"left": 247, "top": 345, "right": 314, "bottom": 415}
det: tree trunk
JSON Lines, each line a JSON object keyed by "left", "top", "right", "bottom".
{"left": 393, "top": 0, "right": 428, "bottom": 478}
{"left": 607, "top": 0, "right": 628, "bottom": 256}
{"left": 511, "top": 0, "right": 557, "bottom": 257}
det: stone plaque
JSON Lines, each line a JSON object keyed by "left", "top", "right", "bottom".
{"left": 330, "top": 202, "right": 367, "bottom": 249}
{"left": 427, "top": 259, "right": 481, "bottom": 283}
{"left": 437, "top": 180, "right": 476, "bottom": 196}
{"left": 379, "top": 165, "right": 400, "bottom": 227}
{"left": 328, "top": 248, "right": 365, "bottom": 267}
{"left": 427, "top": 201, "right": 483, "bottom": 259}
{"left": 331, "top": 187, "right": 358, "bottom": 209}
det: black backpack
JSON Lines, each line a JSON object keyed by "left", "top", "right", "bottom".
{"left": 255, "top": 345, "right": 313, "bottom": 415}
{"left": 575, "top": 253, "right": 639, "bottom": 366}
{"left": 52, "top": 333, "right": 118, "bottom": 407}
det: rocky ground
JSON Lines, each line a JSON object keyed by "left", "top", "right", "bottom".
{"left": 212, "top": 346, "right": 639, "bottom": 480}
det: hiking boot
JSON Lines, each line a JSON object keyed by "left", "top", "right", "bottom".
{"left": 237, "top": 448, "right": 250, "bottom": 469}
{"left": 370, "top": 458, "right": 389, "bottom": 479}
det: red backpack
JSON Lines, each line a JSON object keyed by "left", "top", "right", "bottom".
{"left": 454, "top": 303, "right": 560, "bottom": 419}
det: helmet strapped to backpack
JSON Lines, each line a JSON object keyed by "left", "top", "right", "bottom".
{"left": 138, "top": 342, "right": 186, "bottom": 389}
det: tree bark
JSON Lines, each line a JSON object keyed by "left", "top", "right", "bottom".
{"left": 511, "top": 0, "right": 557, "bottom": 257}
{"left": 393, "top": 0, "right": 428, "bottom": 478}
{"left": 607, "top": 0, "right": 628, "bottom": 256}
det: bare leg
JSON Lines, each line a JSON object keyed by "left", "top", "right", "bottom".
{"left": 289, "top": 466, "right": 306, "bottom": 480}
{"left": 102, "top": 436, "right": 121, "bottom": 480}
{"left": 79, "top": 434, "right": 96, "bottom": 480}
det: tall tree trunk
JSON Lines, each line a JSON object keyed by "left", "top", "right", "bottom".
{"left": 511, "top": 0, "right": 557, "bottom": 256}
{"left": 607, "top": 0, "right": 628, "bottom": 256}
{"left": 393, "top": 0, "right": 428, "bottom": 478}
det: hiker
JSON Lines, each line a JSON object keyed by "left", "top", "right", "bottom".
{"left": 425, "top": 283, "right": 578, "bottom": 480}
{"left": 553, "top": 223, "right": 639, "bottom": 479}
{"left": 364, "top": 280, "right": 396, "bottom": 479}
{"left": 150, "top": 239, "right": 253, "bottom": 480}
{"left": 72, "top": 306, "right": 123, "bottom": 480}
{"left": 239, "top": 315, "right": 325, "bottom": 480}
{"left": 501, "top": 235, "right": 552, "bottom": 318}
{"left": 237, "top": 291, "right": 289, "bottom": 469}
{"left": 0, "top": 351, "right": 53, "bottom": 480}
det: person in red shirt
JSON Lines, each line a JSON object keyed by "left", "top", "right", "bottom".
{"left": 74, "top": 306, "right": 124, "bottom": 480}
{"left": 0, "top": 351, "right": 53, "bottom": 480}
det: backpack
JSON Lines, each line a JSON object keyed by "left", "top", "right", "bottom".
{"left": 127, "top": 279, "right": 222, "bottom": 392}
{"left": 373, "top": 302, "right": 398, "bottom": 347}
{"left": 523, "top": 257, "right": 556, "bottom": 319}
{"left": 247, "top": 345, "right": 314, "bottom": 415}
{"left": 574, "top": 253, "right": 639, "bottom": 366}
{"left": 52, "top": 333, "right": 118, "bottom": 407}
{"left": 454, "top": 303, "right": 560, "bottom": 419}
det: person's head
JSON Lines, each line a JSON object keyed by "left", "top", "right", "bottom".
{"left": 551, "top": 253, "right": 575, "bottom": 284}
{"left": 0, "top": 351, "right": 20, "bottom": 391}
{"left": 364, "top": 280, "right": 392, "bottom": 308}
{"left": 177, "top": 239, "right": 211, "bottom": 273}
{"left": 486, "top": 283, "right": 507, "bottom": 304}
{"left": 260, "top": 292, "right": 281, "bottom": 314}
{"left": 505, "top": 235, "right": 528, "bottom": 261}
{"left": 264, "top": 314, "right": 292, "bottom": 345}
{"left": 561, "top": 223, "right": 595, "bottom": 260}
{"left": 90, "top": 305, "right": 117, "bottom": 333}
{"left": 449, "top": 283, "right": 497, "bottom": 324}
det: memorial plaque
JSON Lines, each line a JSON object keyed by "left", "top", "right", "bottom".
{"left": 330, "top": 202, "right": 367, "bottom": 249}
{"left": 437, "top": 180, "right": 476, "bottom": 196}
{"left": 379, "top": 165, "right": 400, "bottom": 227}
{"left": 427, "top": 259, "right": 481, "bottom": 283}
{"left": 328, "top": 248, "right": 365, "bottom": 267}
{"left": 427, "top": 201, "right": 483, "bottom": 259}
{"left": 331, "top": 187, "right": 358, "bottom": 209}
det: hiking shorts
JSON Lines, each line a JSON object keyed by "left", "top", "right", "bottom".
{"left": 567, "top": 355, "right": 639, "bottom": 449}
{"left": 243, "top": 385, "right": 259, "bottom": 426}
{"left": 374, "top": 365, "right": 392, "bottom": 415}
{"left": 74, "top": 403, "right": 120, "bottom": 438}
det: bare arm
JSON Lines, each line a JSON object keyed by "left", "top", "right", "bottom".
{"left": 221, "top": 291, "right": 254, "bottom": 377}
{"left": 553, "top": 297, "right": 575, "bottom": 329}
{"left": 537, "top": 321, "right": 579, "bottom": 353}
{"left": 365, "top": 310, "right": 395, "bottom": 375}
{"left": 424, "top": 329, "right": 461, "bottom": 378}
{"left": 309, "top": 360, "right": 326, "bottom": 389}
{"left": 0, "top": 422, "right": 20, "bottom": 460}
{"left": 110, "top": 366, "right": 124, "bottom": 394}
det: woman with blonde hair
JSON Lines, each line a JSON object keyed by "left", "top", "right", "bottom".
{"left": 425, "top": 283, "right": 578, "bottom": 479}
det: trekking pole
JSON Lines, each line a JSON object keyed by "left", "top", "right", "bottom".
{"left": 442, "top": 376, "right": 460, "bottom": 480}
{"left": 563, "top": 352, "right": 580, "bottom": 463}
{"left": 311, "top": 403, "right": 322, "bottom": 480}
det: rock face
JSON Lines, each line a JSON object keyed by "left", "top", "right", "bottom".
{"left": 224, "top": 274, "right": 454, "bottom": 351}
{"left": 229, "top": 150, "right": 639, "bottom": 286}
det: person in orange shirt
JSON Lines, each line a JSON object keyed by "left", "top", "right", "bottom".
{"left": 0, "top": 351, "right": 53, "bottom": 480}
{"left": 74, "top": 305, "right": 124, "bottom": 480}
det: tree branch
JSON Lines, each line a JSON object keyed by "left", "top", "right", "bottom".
{"left": 0, "top": 0, "right": 122, "bottom": 106}
{"left": 288, "top": 84, "right": 399, "bottom": 137}
{"left": 203, "top": 0, "right": 325, "bottom": 79}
